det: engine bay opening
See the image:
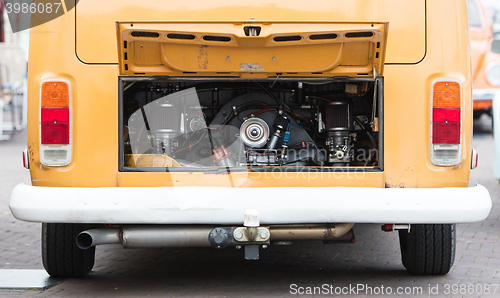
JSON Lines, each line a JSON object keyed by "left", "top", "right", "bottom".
{"left": 119, "top": 78, "right": 383, "bottom": 172}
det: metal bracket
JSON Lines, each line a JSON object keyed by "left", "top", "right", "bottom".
{"left": 233, "top": 227, "right": 270, "bottom": 243}
{"left": 370, "top": 78, "right": 379, "bottom": 131}
{"left": 244, "top": 245, "right": 260, "bottom": 260}
{"left": 372, "top": 64, "right": 380, "bottom": 80}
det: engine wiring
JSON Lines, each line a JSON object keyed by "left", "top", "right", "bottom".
{"left": 245, "top": 108, "right": 310, "bottom": 125}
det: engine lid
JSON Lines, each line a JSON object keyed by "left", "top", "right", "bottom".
{"left": 116, "top": 22, "right": 388, "bottom": 78}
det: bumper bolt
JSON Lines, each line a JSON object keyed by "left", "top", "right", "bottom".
{"left": 235, "top": 231, "right": 243, "bottom": 240}
{"left": 260, "top": 230, "right": 269, "bottom": 239}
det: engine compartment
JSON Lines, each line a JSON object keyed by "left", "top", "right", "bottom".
{"left": 121, "top": 79, "right": 382, "bottom": 170}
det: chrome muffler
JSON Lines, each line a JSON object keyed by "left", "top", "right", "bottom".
{"left": 76, "top": 226, "right": 213, "bottom": 249}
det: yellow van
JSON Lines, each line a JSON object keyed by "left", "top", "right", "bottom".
{"left": 10, "top": 0, "right": 492, "bottom": 277}
{"left": 468, "top": 0, "right": 500, "bottom": 122}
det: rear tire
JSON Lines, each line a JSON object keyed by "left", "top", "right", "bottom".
{"left": 398, "top": 224, "right": 456, "bottom": 275}
{"left": 42, "top": 223, "right": 96, "bottom": 277}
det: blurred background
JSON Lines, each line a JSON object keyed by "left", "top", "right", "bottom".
{"left": 0, "top": 2, "right": 28, "bottom": 141}
{"left": 481, "top": 0, "right": 500, "bottom": 39}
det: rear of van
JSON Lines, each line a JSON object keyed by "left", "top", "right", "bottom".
{"left": 10, "top": 0, "right": 491, "bottom": 277}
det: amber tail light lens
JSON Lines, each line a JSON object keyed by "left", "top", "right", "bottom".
{"left": 430, "top": 80, "right": 462, "bottom": 166}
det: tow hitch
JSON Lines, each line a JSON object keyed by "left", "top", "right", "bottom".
{"left": 208, "top": 210, "right": 269, "bottom": 260}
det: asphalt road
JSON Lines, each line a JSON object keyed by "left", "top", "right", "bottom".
{"left": 0, "top": 116, "right": 498, "bottom": 297}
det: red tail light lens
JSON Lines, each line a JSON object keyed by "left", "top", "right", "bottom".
{"left": 432, "top": 108, "right": 460, "bottom": 122}
{"left": 432, "top": 108, "right": 460, "bottom": 144}
{"left": 433, "top": 122, "right": 460, "bottom": 144}
{"left": 41, "top": 108, "right": 70, "bottom": 144}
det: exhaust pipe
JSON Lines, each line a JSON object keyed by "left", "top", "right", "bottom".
{"left": 76, "top": 228, "right": 121, "bottom": 249}
{"left": 76, "top": 226, "right": 213, "bottom": 249}
{"left": 76, "top": 224, "right": 355, "bottom": 249}
{"left": 270, "top": 223, "right": 354, "bottom": 241}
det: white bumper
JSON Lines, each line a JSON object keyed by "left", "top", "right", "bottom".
{"left": 9, "top": 183, "right": 492, "bottom": 224}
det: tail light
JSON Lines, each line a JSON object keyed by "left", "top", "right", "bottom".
{"left": 22, "top": 148, "right": 29, "bottom": 169}
{"left": 471, "top": 149, "right": 478, "bottom": 170}
{"left": 39, "top": 79, "right": 71, "bottom": 166}
{"left": 430, "top": 79, "right": 462, "bottom": 166}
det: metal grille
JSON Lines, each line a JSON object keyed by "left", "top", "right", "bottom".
{"left": 325, "top": 102, "right": 351, "bottom": 130}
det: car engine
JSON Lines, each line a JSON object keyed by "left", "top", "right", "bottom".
{"left": 124, "top": 80, "right": 380, "bottom": 169}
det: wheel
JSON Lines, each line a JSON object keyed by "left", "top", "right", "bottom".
{"left": 42, "top": 223, "right": 96, "bottom": 277}
{"left": 398, "top": 224, "right": 456, "bottom": 275}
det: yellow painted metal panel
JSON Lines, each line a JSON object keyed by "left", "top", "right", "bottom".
{"left": 75, "top": 0, "right": 426, "bottom": 64}
{"left": 116, "top": 22, "right": 387, "bottom": 77}
{"left": 116, "top": 172, "right": 386, "bottom": 188}
{"left": 26, "top": 0, "right": 471, "bottom": 189}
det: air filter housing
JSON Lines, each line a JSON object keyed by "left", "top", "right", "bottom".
{"left": 324, "top": 101, "right": 353, "bottom": 132}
